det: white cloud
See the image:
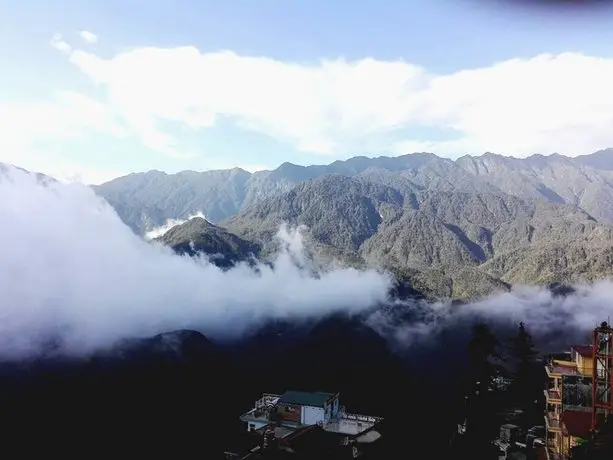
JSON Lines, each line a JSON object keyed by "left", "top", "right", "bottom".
{"left": 0, "top": 90, "right": 127, "bottom": 184}
{"left": 78, "top": 30, "right": 98, "bottom": 44}
{"left": 2, "top": 165, "right": 611, "bottom": 359}
{"left": 5, "top": 35, "right": 613, "bottom": 184}
{"left": 0, "top": 150, "right": 124, "bottom": 185}
{"left": 50, "top": 33, "right": 71, "bottom": 53}
{"left": 0, "top": 91, "right": 125, "bottom": 146}
{"left": 55, "top": 41, "right": 613, "bottom": 158}
{"left": 44, "top": 162, "right": 125, "bottom": 185}
{"left": 0, "top": 167, "right": 392, "bottom": 357}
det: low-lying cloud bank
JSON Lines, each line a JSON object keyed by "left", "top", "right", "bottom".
{"left": 2, "top": 165, "right": 613, "bottom": 360}
{"left": 0, "top": 166, "right": 391, "bottom": 358}
{"left": 368, "top": 282, "right": 613, "bottom": 352}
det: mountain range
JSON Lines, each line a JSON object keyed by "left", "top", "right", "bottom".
{"left": 96, "top": 149, "right": 613, "bottom": 300}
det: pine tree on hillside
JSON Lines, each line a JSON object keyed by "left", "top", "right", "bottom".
{"left": 508, "top": 322, "right": 542, "bottom": 415}
{"left": 465, "top": 323, "right": 501, "bottom": 446}
{"left": 467, "top": 323, "right": 500, "bottom": 393}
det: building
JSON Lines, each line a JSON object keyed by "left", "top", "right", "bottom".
{"left": 240, "top": 390, "right": 383, "bottom": 438}
{"left": 544, "top": 345, "right": 594, "bottom": 460}
{"left": 230, "top": 391, "right": 384, "bottom": 460}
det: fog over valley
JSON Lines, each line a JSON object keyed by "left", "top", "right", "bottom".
{"left": 1, "top": 164, "right": 612, "bottom": 360}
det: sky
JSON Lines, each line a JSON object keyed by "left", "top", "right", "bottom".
{"left": 2, "top": 0, "right": 613, "bottom": 184}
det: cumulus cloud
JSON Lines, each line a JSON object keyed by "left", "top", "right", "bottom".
{"left": 50, "top": 33, "right": 71, "bottom": 53}
{"left": 78, "top": 30, "right": 98, "bottom": 44}
{"left": 8, "top": 36, "right": 613, "bottom": 182}
{"left": 0, "top": 166, "right": 392, "bottom": 358}
{"left": 52, "top": 38, "right": 613, "bottom": 158}
{"left": 0, "top": 90, "right": 127, "bottom": 184}
{"left": 0, "top": 91, "right": 124, "bottom": 144}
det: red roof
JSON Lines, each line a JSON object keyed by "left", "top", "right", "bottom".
{"left": 573, "top": 345, "right": 594, "bottom": 358}
{"left": 561, "top": 411, "right": 592, "bottom": 438}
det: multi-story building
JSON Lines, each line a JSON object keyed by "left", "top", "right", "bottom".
{"left": 545, "top": 345, "right": 594, "bottom": 460}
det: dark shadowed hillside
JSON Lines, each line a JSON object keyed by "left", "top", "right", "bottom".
{"left": 0, "top": 330, "right": 241, "bottom": 457}
{"left": 0, "top": 313, "right": 459, "bottom": 459}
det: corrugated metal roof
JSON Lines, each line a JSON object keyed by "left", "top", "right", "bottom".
{"left": 278, "top": 390, "right": 335, "bottom": 408}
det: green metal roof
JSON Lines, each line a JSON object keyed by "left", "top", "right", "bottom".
{"left": 278, "top": 391, "right": 336, "bottom": 408}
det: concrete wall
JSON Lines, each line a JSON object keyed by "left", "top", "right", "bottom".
{"left": 301, "top": 405, "right": 325, "bottom": 425}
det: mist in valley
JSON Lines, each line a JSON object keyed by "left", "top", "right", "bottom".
{"left": 0, "top": 165, "right": 611, "bottom": 362}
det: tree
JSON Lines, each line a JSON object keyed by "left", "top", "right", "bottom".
{"left": 467, "top": 323, "right": 500, "bottom": 394}
{"left": 508, "top": 322, "right": 541, "bottom": 415}
{"left": 464, "top": 323, "right": 501, "bottom": 446}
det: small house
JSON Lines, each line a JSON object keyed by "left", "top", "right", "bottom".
{"left": 240, "top": 390, "right": 382, "bottom": 437}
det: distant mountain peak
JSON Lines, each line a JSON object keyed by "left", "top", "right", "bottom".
{"left": 155, "top": 215, "right": 260, "bottom": 267}
{"left": 574, "top": 148, "right": 613, "bottom": 171}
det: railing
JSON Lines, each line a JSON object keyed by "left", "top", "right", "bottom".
{"left": 546, "top": 412, "right": 561, "bottom": 430}
{"left": 546, "top": 446, "right": 560, "bottom": 460}
{"left": 545, "top": 389, "right": 562, "bottom": 401}
{"left": 545, "top": 435, "right": 561, "bottom": 460}
{"left": 546, "top": 362, "right": 581, "bottom": 376}
{"left": 255, "top": 394, "right": 281, "bottom": 409}
{"left": 339, "top": 412, "right": 383, "bottom": 424}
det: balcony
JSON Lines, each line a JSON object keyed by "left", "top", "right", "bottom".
{"left": 545, "top": 433, "right": 564, "bottom": 460}
{"left": 546, "top": 445, "right": 560, "bottom": 460}
{"left": 544, "top": 389, "right": 562, "bottom": 403}
{"left": 545, "top": 412, "right": 561, "bottom": 431}
{"left": 546, "top": 361, "right": 581, "bottom": 378}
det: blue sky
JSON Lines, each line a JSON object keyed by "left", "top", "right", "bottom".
{"left": 2, "top": 0, "right": 613, "bottom": 183}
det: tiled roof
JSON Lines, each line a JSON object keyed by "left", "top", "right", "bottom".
{"left": 561, "top": 411, "right": 592, "bottom": 438}
{"left": 278, "top": 391, "right": 336, "bottom": 408}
